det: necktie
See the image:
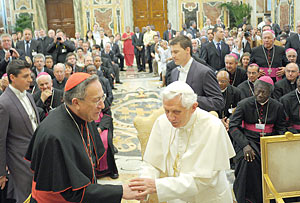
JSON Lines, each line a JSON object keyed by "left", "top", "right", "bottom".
{"left": 217, "top": 42, "right": 221, "bottom": 55}
{"left": 26, "top": 41, "right": 30, "bottom": 56}
{"left": 169, "top": 31, "right": 172, "bottom": 40}
{"left": 100, "top": 39, "right": 103, "bottom": 49}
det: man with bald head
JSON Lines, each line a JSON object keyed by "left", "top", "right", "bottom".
{"left": 216, "top": 70, "right": 241, "bottom": 128}
{"left": 273, "top": 63, "right": 299, "bottom": 100}
{"left": 250, "top": 30, "right": 288, "bottom": 82}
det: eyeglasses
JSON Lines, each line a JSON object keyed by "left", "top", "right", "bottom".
{"left": 79, "top": 93, "right": 106, "bottom": 106}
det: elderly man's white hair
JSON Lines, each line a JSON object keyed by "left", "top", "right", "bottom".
{"left": 161, "top": 81, "right": 197, "bottom": 108}
{"left": 36, "top": 74, "right": 52, "bottom": 85}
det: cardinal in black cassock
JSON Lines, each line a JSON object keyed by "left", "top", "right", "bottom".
{"left": 25, "top": 73, "right": 127, "bottom": 202}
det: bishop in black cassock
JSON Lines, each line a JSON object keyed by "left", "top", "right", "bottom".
{"left": 229, "top": 76, "right": 286, "bottom": 203}
{"left": 250, "top": 30, "right": 288, "bottom": 82}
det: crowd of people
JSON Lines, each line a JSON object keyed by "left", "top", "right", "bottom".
{"left": 0, "top": 15, "right": 300, "bottom": 202}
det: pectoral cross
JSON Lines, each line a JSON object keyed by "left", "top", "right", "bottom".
{"left": 260, "top": 132, "right": 266, "bottom": 136}
{"left": 267, "top": 68, "right": 272, "bottom": 75}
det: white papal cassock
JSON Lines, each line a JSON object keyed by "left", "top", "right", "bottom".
{"left": 141, "top": 107, "right": 236, "bottom": 203}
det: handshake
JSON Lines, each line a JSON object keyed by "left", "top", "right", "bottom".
{"left": 122, "top": 178, "right": 157, "bottom": 201}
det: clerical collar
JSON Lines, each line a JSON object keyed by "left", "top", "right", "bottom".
{"left": 65, "top": 104, "right": 86, "bottom": 126}
{"left": 9, "top": 84, "right": 26, "bottom": 98}
{"left": 179, "top": 108, "right": 197, "bottom": 130}
{"left": 264, "top": 46, "right": 273, "bottom": 51}
{"left": 258, "top": 99, "right": 269, "bottom": 106}
{"left": 297, "top": 89, "right": 300, "bottom": 95}
{"left": 221, "top": 87, "right": 228, "bottom": 93}
{"left": 179, "top": 57, "right": 193, "bottom": 73}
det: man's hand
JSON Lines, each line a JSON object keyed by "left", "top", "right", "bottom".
{"left": 122, "top": 184, "right": 145, "bottom": 200}
{"left": 4, "top": 51, "right": 10, "bottom": 61}
{"left": 243, "top": 145, "right": 255, "bottom": 162}
{"left": 259, "top": 69, "right": 266, "bottom": 77}
{"left": 129, "top": 178, "right": 156, "bottom": 199}
{"left": 10, "top": 48, "right": 20, "bottom": 58}
{"left": 0, "top": 176, "right": 7, "bottom": 190}
{"left": 97, "top": 127, "right": 102, "bottom": 134}
{"left": 221, "top": 117, "right": 230, "bottom": 131}
{"left": 41, "top": 89, "right": 52, "bottom": 103}
{"left": 276, "top": 67, "right": 285, "bottom": 77}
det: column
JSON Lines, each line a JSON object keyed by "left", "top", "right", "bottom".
{"left": 124, "top": 0, "right": 133, "bottom": 31}
{"left": 167, "top": 0, "right": 179, "bottom": 30}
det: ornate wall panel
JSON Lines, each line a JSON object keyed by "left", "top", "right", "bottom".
{"left": 202, "top": 1, "right": 223, "bottom": 26}
{"left": 94, "top": 8, "right": 113, "bottom": 35}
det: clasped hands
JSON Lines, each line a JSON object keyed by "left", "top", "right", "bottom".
{"left": 122, "top": 178, "right": 157, "bottom": 201}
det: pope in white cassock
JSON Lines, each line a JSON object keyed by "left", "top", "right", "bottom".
{"left": 129, "top": 81, "right": 236, "bottom": 202}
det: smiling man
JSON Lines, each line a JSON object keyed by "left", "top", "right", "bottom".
{"left": 25, "top": 72, "right": 141, "bottom": 202}
{"left": 229, "top": 76, "right": 287, "bottom": 203}
{"left": 129, "top": 81, "right": 235, "bottom": 203}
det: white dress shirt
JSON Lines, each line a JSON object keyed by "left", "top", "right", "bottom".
{"left": 9, "top": 85, "right": 38, "bottom": 131}
{"left": 178, "top": 57, "right": 193, "bottom": 82}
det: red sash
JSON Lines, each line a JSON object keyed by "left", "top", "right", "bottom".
{"left": 292, "top": 124, "right": 300, "bottom": 130}
{"left": 244, "top": 123, "right": 274, "bottom": 134}
{"left": 260, "top": 67, "right": 282, "bottom": 81}
{"left": 95, "top": 112, "right": 109, "bottom": 171}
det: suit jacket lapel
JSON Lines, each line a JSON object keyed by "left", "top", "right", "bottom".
{"left": 186, "top": 60, "right": 196, "bottom": 85}
{"left": 27, "top": 92, "right": 40, "bottom": 124}
{"left": 6, "top": 87, "right": 34, "bottom": 134}
{"left": 210, "top": 42, "right": 220, "bottom": 56}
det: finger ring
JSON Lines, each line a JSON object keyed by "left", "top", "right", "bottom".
{"left": 246, "top": 154, "right": 249, "bottom": 156}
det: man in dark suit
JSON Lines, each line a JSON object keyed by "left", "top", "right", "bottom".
{"left": 46, "top": 30, "right": 75, "bottom": 64}
{"left": 201, "top": 26, "right": 230, "bottom": 71}
{"left": 32, "top": 53, "right": 54, "bottom": 79}
{"left": 132, "top": 27, "right": 145, "bottom": 72}
{"left": 16, "top": 28, "right": 42, "bottom": 60}
{"left": 0, "top": 34, "right": 25, "bottom": 77}
{"left": 187, "top": 20, "right": 198, "bottom": 39}
{"left": 101, "top": 43, "right": 122, "bottom": 84}
{"left": 169, "top": 35, "right": 224, "bottom": 112}
{"left": 52, "top": 63, "right": 67, "bottom": 90}
{"left": 285, "top": 21, "right": 300, "bottom": 65}
{"left": 37, "top": 29, "right": 54, "bottom": 56}
{"left": 163, "top": 23, "right": 176, "bottom": 42}
{"left": 0, "top": 59, "right": 40, "bottom": 202}
{"left": 109, "top": 35, "right": 124, "bottom": 71}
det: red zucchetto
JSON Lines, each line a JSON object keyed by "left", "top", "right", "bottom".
{"left": 64, "top": 72, "right": 91, "bottom": 92}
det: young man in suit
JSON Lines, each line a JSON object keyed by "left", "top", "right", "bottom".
{"left": 169, "top": 35, "right": 224, "bottom": 112}
{"left": 132, "top": 27, "right": 145, "bottom": 72}
{"left": 201, "top": 26, "right": 230, "bottom": 71}
{"left": 16, "top": 28, "right": 42, "bottom": 60}
{"left": 0, "top": 59, "right": 40, "bottom": 202}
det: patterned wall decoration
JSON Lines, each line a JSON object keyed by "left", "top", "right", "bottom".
{"left": 93, "top": 0, "right": 112, "bottom": 5}
{"left": 280, "top": 2, "right": 289, "bottom": 28}
{"left": 94, "top": 8, "right": 114, "bottom": 35}
{"left": 203, "top": 1, "right": 223, "bottom": 26}
{"left": 14, "top": 0, "right": 32, "bottom": 10}
{"left": 256, "top": 0, "right": 264, "bottom": 13}
{"left": 182, "top": 2, "right": 199, "bottom": 27}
